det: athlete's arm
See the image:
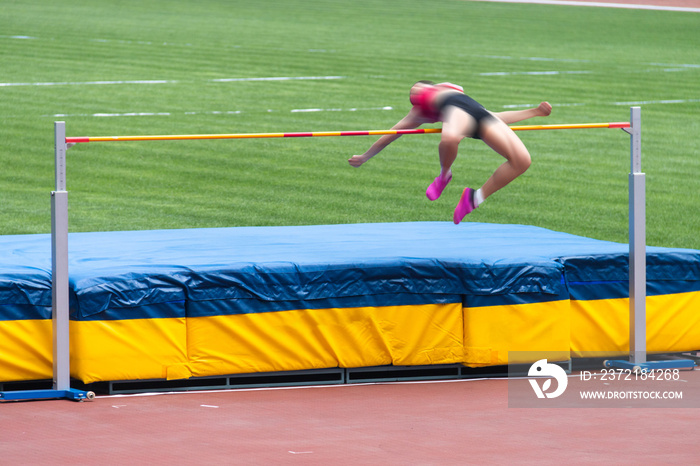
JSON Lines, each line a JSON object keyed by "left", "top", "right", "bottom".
{"left": 492, "top": 101, "right": 552, "bottom": 125}
{"left": 348, "top": 108, "right": 427, "bottom": 167}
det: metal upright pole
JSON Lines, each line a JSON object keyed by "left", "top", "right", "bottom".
{"left": 1, "top": 122, "right": 94, "bottom": 401}
{"left": 51, "top": 121, "right": 71, "bottom": 390}
{"left": 628, "top": 107, "right": 646, "bottom": 365}
{"left": 605, "top": 107, "right": 693, "bottom": 371}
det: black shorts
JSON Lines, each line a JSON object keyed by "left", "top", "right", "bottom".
{"left": 438, "top": 94, "right": 495, "bottom": 139}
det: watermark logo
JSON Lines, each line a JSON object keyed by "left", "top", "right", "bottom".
{"left": 509, "top": 352, "right": 697, "bottom": 408}
{"left": 528, "top": 359, "right": 568, "bottom": 399}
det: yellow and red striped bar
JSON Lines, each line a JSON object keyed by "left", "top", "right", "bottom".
{"left": 510, "top": 122, "right": 630, "bottom": 131}
{"left": 65, "top": 122, "right": 630, "bottom": 144}
{"left": 65, "top": 128, "right": 442, "bottom": 143}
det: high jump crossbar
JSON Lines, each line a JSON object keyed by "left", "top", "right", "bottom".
{"left": 65, "top": 122, "right": 630, "bottom": 144}
{"left": 4, "top": 107, "right": 693, "bottom": 403}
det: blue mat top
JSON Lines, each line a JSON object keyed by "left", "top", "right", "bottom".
{"left": 1, "top": 222, "right": 698, "bottom": 320}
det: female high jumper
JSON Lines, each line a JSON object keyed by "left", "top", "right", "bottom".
{"left": 349, "top": 81, "right": 552, "bottom": 224}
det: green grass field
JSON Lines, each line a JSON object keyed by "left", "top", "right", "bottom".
{"left": 2, "top": 0, "right": 698, "bottom": 249}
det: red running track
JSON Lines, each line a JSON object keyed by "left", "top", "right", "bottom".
{"left": 3, "top": 371, "right": 699, "bottom": 464}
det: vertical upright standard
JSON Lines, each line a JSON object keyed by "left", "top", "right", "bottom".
{"left": 52, "top": 121, "right": 71, "bottom": 391}
{"left": 628, "top": 106, "right": 646, "bottom": 365}
{"left": 0, "top": 122, "right": 93, "bottom": 401}
{"left": 606, "top": 108, "right": 694, "bottom": 371}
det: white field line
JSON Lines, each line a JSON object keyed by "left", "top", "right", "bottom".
{"left": 479, "top": 70, "right": 592, "bottom": 76}
{"left": 477, "top": 55, "right": 592, "bottom": 62}
{"left": 0, "top": 76, "right": 345, "bottom": 88}
{"left": 477, "top": 55, "right": 700, "bottom": 69}
{"left": 0, "top": 79, "right": 174, "bottom": 87}
{"left": 2, "top": 35, "right": 340, "bottom": 54}
{"left": 4, "top": 61, "right": 697, "bottom": 88}
{"left": 472, "top": 0, "right": 700, "bottom": 13}
{"left": 212, "top": 76, "right": 344, "bottom": 83}
{"left": 7, "top": 65, "right": 697, "bottom": 89}
{"left": 2, "top": 35, "right": 37, "bottom": 39}
{"left": 45, "top": 107, "right": 396, "bottom": 118}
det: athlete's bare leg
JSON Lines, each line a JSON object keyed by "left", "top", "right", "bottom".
{"left": 477, "top": 118, "right": 531, "bottom": 199}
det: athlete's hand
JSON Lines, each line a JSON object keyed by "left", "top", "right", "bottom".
{"left": 348, "top": 154, "right": 368, "bottom": 167}
{"left": 537, "top": 101, "right": 552, "bottom": 117}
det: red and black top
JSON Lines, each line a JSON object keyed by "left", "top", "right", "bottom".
{"left": 409, "top": 82, "right": 464, "bottom": 122}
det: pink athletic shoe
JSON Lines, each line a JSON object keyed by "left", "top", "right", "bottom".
{"left": 426, "top": 173, "right": 452, "bottom": 201}
{"left": 453, "top": 188, "right": 476, "bottom": 224}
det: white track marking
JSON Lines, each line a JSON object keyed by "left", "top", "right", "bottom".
{"left": 0, "top": 76, "right": 346, "bottom": 88}
{"left": 478, "top": 55, "right": 592, "bottom": 62}
{"left": 44, "top": 107, "right": 395, "bottom": 118}
{"left": 479, "top": 70, "right": 591, "bottom": 76}
{"left": 291, "top": 106, "right": 393, "bottom": 113}
{"left": 473, "top": 0, "right": 700, "bottom": 13}
{"left": 0, "top": 79, "right": 174, "bottom": 87}
{"left": 211, "top": 76, "right": 344, "bottom": 83}
{"left": 6, "top": 62, "right": 696, "bottom": 88}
